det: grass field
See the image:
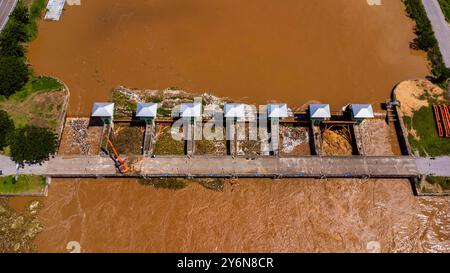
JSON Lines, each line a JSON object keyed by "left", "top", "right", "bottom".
{"left": 0, "top": 175, "right": 46, "bottom": 194}
{"left": 404, "top": 106, "right": 450, "bottom": 156}
{"left": 426, "top": 176, "right": 450, "bottom": 191}
{"left": 0, "top": 76, "right": 65, "bottom": 129}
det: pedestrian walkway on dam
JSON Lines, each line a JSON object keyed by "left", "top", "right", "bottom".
{"left": 27, "top": 155, "right": 420, "bottom": 179}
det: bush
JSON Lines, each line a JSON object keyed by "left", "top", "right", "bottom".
{"left": 8, "top": 126, "right": 57, "bottom": 166}
{"left": 10, "top": 2, "right": 30, "bottom": 26}
{"left": 0, "top": 110, "right": 14, "bottom": 150}
{"left": 0, "top": 56, "right": 29, "bottom": 97}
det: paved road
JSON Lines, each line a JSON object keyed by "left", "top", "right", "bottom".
{"left": 422, "top": 0, "right": 450, "bottom": 68}
{"left": 0, "top": 0, "right": 18, "bottom": 31}
{"left": 2, "top": 154, "right": 448, "bottom": 178}
{"left": 0, "top": 155, "right": 420, "bottom": 179}
{"left": 415, "top": 156, "right": 450, "bottom": 176}
{"left": 0, "top": 155, "right": 48, "bottom": 176}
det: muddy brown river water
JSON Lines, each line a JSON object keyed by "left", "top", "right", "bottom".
{"left": 10, "top": 0, "right": 449, "bottom": 252}
{"left": 29, "top": 0, "right": 427, "bottom": 116}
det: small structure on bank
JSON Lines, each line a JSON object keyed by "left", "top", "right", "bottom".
{"left": 44, "top": 0, "right": 66, "bottom": 21}
{"left": 224, "top": 104, "right": 246, "bottom": 156}
{"left": 350, "top": 104, "right": 374, "bottom": 123}
{"left": 309, "top": 104, "right": 331, "bottom": 125}
{"left": 136, "top": 103, "right": 158, "bottom": 123}
{"left": 91, "top": 103, "right": 114, "bottom": 124}
{"left": 267, "top": 104, "right": 288, "bottom": 120}
{"left": 136, "top": 103, "right": 158, "bottom": 156}
{"left": 92, "top": 102, "right": 115, "bottom": 150}
{"left": 180, "top": 102, "right": 202, "bottom": 119}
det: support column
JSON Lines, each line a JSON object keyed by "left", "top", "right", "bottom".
{"left": 310, "top": 122, "right": 323, "bottom": 156}
{"left": 143, "top": 119, "right": 155, "bottom": 156}
{"left": 270, "top": 118, "right": 280, "bottom": 156}
{"left": 226, "top": 118, "right": 236, "bottom": 156}
{"left": 185, "top": 118, "right": 195, "bottom": 156}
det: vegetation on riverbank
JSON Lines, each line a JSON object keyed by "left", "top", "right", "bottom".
{"left": 403, "top": 0, "right": 450, "bottom": 84}
{"left": 8, "top": 126, "right": 57, "bottom": 166}
{"left": 426, "top": 176, "right": 450, "bottom": 190}
{"left": 438, "top": 0, "right": 450, "bottom": 22}
{"left": 0, "top": 198, "right": 42, "bottom": 252}
{"left": 396, "top": 80, "right": 449, "bottom": 157}
{"left": 139, "top": 178, "right": 225, "bottom": 191}
{"left": 0, "top": 1, "right": 48, "bottom": 98}
{"left": 0, "top": 2, "right": 64, "bottom": 163}
{"left": 0, "top": 175, "right": 46, "bottom": 195}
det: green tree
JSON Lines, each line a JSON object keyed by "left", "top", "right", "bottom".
{"left": 8, "top": 126, "right": 57, "bottom": 166}
{"left": 0, "top": 110, "right": 14, "bottom": 150}
{"left": 10, "top": 2, "right": 30, "bottom": 26}
{"left": 0, "top": 56, "right": 29, "bottom": 97}
{"left": 0, "top": 21, "right": 28, "bottom": 44}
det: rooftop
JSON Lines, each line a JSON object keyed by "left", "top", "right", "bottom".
{"left": 310, "top": 104, "right": 331, "bottom": 119}
{"left": 44, "top": 0, "right": 66, "bottom": 21}
{"left": 180, "top": 102, "right": 202, "bottom": 118}
{"left": 351, "top": 104, "right": 374, "bottom": 119}
{"left": 224, "top": 103, "right": 246, "bottom": 118}
{"left": 136, "top": 103, "right": 158, "bottom": 118}
{"left": 91, "top": 103, "right": 114, "bottom": 118}
{"left": 267, "top": 104, "right": 288, "bottom": 118}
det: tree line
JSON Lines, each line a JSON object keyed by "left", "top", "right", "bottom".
{"left": 0, "top": 2, "right": 57, "bottom": 166}
{"left": 0, "top": 1, "right": 35, "bottom": 98}
{"left": 404, "top": 0, "right": 450, "bottom": 84}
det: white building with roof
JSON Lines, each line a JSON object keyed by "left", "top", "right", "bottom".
{"left": 44, "top": 0, "right": 66, "bottom": 21}
{"left": 267, "top": 104, "right": 288, "bottom": 118}
{"left": 136, "top": 103, "right": 158, "bottom": 120}
{"left": 310, "top": 104, "right": 331, "bottom": 119}
{"left": 92, "top": 103, "right": 114, "bottom": 117}
{"left": 351, "top": 104, "right": 374, "bottom": 120}
{"left": 180, "top": 102, "right": 202, "bottom": 118}
{"left": 92, "top": 102, "right": 114, "bottom": 124}
{"left": 224, "top": 104, "right": 246, "bottom": 119}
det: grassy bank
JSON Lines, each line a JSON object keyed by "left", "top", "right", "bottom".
{"left": 403, "top": 106, "right": 450, "bottom": 156}
{"left": 438, "top": 0, "right": 450, "bottom": 22}
{"left": 426, "top": 176, "right": 450, "bottom": 191}
{"left": 26, "top": 0, "right": 47, "bottom": 39}
{"left": 403, "top": 0, "right": 450, "bottom": 84}
{"left": 0, "top": 175, "right": 46, "bottom": 195}
{"left": 139, "top": 178, "right": 225, "bottom": 191}
{"left": 0, "top": 76, "right": 65, "bottom": 130}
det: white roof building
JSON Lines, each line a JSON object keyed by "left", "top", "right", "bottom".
{"left": 44, "top": 0, "right": 66, "bottom": 21}
{"left": 92, "top": 103, "right": 114, "bottom": 118}
{"left": 136, "top": 103, "right": 158, "bottom": 118}
{"left": 267, "top": 104, "right": 288, "bottom": 118}
{"left": 351, "top": 104, "right": 374, "bottom": 119}
{"left": 180, "top": 102, "right": 202, "bottom": 118}
{"left": 309, "top": 104, "right": 331, "bottom": 119}
{"left": 224, "top": 104, "right": 246, "bottom": 118}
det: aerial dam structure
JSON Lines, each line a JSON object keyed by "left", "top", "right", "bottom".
{"left": 42, "top": 155, "right": 419, "bottom": 179}
{"left": 33, "top": 101, "right": 424, "bottom": 180}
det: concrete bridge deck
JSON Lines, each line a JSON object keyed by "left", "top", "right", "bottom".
{"left": 38, "top": 155, "right": 420, "bottom": 179}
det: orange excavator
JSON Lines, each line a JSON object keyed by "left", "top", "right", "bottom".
{"left": 106, "top": 139, "right": 129, "bottom": 174}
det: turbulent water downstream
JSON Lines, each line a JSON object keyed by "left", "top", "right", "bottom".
{"left": 8, "top": 0, "right": 449, "bottom": 252}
